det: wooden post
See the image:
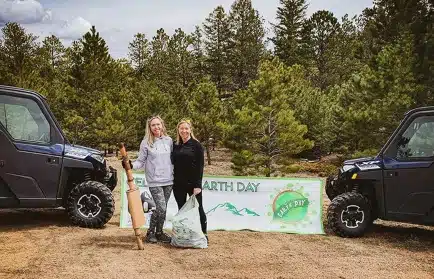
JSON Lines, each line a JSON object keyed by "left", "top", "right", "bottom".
{"left": 118, "top": 143, "right": 145, "bottom": 250}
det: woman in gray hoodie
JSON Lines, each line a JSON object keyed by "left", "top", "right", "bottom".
{"left": 124, "top": 115, "right": 173, "bottom": 243}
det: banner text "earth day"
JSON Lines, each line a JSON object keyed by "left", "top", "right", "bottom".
{"left": 203, "top": 180, "right": 259, "bottom": 192}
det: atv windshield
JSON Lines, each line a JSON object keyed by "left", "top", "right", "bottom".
{"left": 0, "top": 95, "right": 51, "bottom": 144}
{"left": 396, "top": 115, "right": 434, "bottom": 159}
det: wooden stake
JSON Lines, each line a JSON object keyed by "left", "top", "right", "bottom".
{"left": 119, "top": 143, "right": 145, "bottom": 250}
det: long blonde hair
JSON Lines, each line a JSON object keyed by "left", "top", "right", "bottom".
{"left": 176, "top": 119, "right": 198, "bottom": 144}
{"left": 144, "top": 115, "right": 168, "bottom": 146}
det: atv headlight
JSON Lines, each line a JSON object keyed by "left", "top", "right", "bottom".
{"left": 342, "top": 165, "right": 355, "bottom": 172}
{"left": 91, "top": 153, "right": 105, "bottom": 164}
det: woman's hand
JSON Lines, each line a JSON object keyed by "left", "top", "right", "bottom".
{"left": 193, "top": 188, "right": 202, "bottom": 195}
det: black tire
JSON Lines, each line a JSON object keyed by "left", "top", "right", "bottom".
{"left": 66, "top": 181, "right": 115, "bottom": 228}
{"left": 325, "top": 175, "right": 343, "bottom": 201}
{"left": 327, "top": 192, "right": 372, "bottom": 238}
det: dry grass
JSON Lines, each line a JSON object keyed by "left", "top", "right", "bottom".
{"left": 0, "top": 148, "right": 433, "bottom": 279}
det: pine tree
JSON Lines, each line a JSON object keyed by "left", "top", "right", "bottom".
{"left": 138, "top": 80, "right": 179, "bottom": 137}
{"left": 425, "top": 8, "right": 434, "bottom": 105}
{"left": 333, "top": 15, "right": 363, "bottom": 85}
{"left": 0, "top": 22, "right": 39, "bottom": 86}
{"left": 300, "top": 10, "right": 341, "bottom": 90}
{"left": 65, "top": 40, "right": 84, "bottom": 96}
{"left": 36, "top": 35, "right": 69, "bottom": 121}
{"left": 148, "top": 28, "right": 171, "bottom": 91}
{"left": 63, "top": 111, "right": 87, "bottom": 145}
{"left": 104, "top": 59, "right": 142, "bottom": 147}
{"left": 228, "top": 0, "right": 266, "bottom": 90}
{"left": 276, "top": 62, "right": 335, "bottom": 156}
{"left": 40, "top": 35, "right": 66, "bottom": 75}
{"left": 203, "top": 6, "right": 233, "bottom": 97}
{"left": 80, "top": 25, "right": 112, "bottom": 95}
{"left": 81, "top": 26, "right": 110, "bottom": 65}
{"left": 128, "top": 33, "right": 151, "bottom": 77}
{"left": 62, "top": 26, "right": 114, "bottom": 146}
{"left": 226, "top": 59, "right": 313, "bottom": 177}
{"left": 167, "top": 28, "right": 194, "bottom": 88}
{"left": 189, "top": 77, "right": 223, "bottom": 165}
{"left": 360, "top": 0, "right": 433, "bottom": 105}
{"left": 270, "top": 0, "right": 308, "bottom": 66}
{"left": 191, "top": 25, "right": 206, "bottom": 83}
{"left": 92, "top": 96, "right": 125, "bottom": 151}
{"left": 334, "top": 32, "right": 419, "bottom": 154}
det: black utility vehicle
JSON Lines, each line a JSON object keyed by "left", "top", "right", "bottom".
{"left": 0, "top": 85, "right": 117, "bottom": 228}
{"left": 326, "top": 106, "right": 434, "bottom": 237}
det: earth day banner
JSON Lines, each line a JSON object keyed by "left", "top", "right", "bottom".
{"left": 119, "top": 172, "right": 324, "bottom": 234}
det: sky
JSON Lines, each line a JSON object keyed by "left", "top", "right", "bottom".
{"left": 0, "top": 0, "right": 374, "bottom": 59}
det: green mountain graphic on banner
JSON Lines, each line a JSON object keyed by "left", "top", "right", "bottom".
{"left": 206, "top": 202, "right": 260, "bottom": 216}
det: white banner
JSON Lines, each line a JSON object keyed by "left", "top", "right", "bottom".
{"left": 120, "top": 172, "right": 324, "bottom": 234}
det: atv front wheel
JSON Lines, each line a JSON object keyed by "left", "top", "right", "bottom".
{"left": 66, "top": 181, "right": 115, "bottom": 228}
{"left": 327, "top": 192, "right": 372, "bottom": 237}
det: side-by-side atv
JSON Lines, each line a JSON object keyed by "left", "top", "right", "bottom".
{"left": 326, "top": 106, "right": 434, "bottom": 237}
{"left": 0, "top": 85, "right": 117, "bottom": 228}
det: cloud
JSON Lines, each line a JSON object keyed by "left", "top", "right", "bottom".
{"left": 0, "top": 0, "right": 93, "bottom": 41}
{"left": 55, "top": 16, "right": 92, "bottom": 40}
{"left": 0, "top": 0, "right": 51, "bottom": 24}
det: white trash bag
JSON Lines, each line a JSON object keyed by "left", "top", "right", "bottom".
{"left": 170, "top": 195, "right": 208, "bottom": 249}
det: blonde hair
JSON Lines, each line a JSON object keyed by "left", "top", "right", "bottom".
{"left": 176, "top": 118, "right": 198, "bottom": 144}
{"left": 144, "top": 115, "right": 168, "bottom": 146}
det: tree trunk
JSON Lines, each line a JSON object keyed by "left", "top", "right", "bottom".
{"left": 265, "top": 158, "right": 271, "bottom": 177}
{"left": 205, "top": 141, "right": 212, "bottom": 165}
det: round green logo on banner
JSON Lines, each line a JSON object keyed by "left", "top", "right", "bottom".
{"left": 272, "top": 190, "right": 309, "bottom": 222}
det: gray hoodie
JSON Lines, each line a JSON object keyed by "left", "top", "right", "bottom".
{"left": 132, "top": 136, "right": 173, "bottom": 187}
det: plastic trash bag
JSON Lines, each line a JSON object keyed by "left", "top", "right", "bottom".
{"left": 170, "top": 195, "right": 208, "bottom": 249}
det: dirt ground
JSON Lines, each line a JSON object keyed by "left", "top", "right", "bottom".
{"left": 1, "top": 149, "right": 433, "bottom": 279}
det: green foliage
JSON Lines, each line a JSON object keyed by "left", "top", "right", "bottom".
{"left": 63, "top": 111, "right": 87, "bottom": 145}
{"left": 298, "top": 162, "right": 338, "bottom": 177}
{"left": 300, "top": 10, "right": 341, "bottom": 90}
{"left": 92, "top": 96, "right": 124, "bottom": 150}
{"left": 333, "top": 31, "right": 420, "bottom": 154}
{"left": 203, "top": 6, "right": 233, "bottom": 97}
{"left": 285, "top": 164, "right": 302, "bottom": 173}
{"left": 0, "top": 0, "right": 433, "bottom": 177}
{"left": 351, "top": 148, "right": 379, "bottom": 159}
{"left": 128, "top": 33, "right": 150, "bottom": 77}
{"left": 0, "top": 22, "right": 39, "bottom": 86}
{"left": 147, "top": 28, "right": 171, "bottom": 90}
{"left": 360, "top": 0, "right": 433, "bottom": 105}
{"left": 189, "top": 77, "right": 223, "bottom": 164}
{"left": 228, "top": 0, "right": 266, "bottom": 90}
{"left": 191, "top": 26, "right": 206, "bottom": 83}
{"left": 271, "top": 0, "right": 308, "bottom": 66}
{"left": 166, "top": 28, "right": 195, "bottom": 109}
{"left": 39, "top": 35, "right": 66, "bottom": 80}
{"left": 225, "top": 59, "right": 314, "bottom": 177}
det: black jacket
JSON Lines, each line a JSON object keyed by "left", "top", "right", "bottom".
{"left": 172, "top": 137, "right": 204, "bottom": 188}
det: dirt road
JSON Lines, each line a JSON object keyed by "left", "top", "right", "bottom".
{"left": 1, "top": 153, "right": 433, "bottom": 279}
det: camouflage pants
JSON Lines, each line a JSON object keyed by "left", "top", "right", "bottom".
{"left": 148, "top": 185, "right": 172, "bottom": 233}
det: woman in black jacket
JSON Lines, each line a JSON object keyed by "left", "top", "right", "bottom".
{"left": 171, "top": 119, "right": 208, "bottom": 242}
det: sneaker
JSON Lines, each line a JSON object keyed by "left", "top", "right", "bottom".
{"left": 155, "top": 231, "right": 172, "bottom": 243}
{"left": 145, "top": 231, "right": 157, "bottom": 243}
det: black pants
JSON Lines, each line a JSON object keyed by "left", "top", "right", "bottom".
{"left": 173, "top": 184, "right": 207, "bottom": 235}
